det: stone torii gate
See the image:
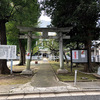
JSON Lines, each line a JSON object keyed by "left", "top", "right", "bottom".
{"left": 17, "top": 26, "right": 72, "bottom": 75}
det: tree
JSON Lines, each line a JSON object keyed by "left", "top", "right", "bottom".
{"left": 6, "top": 0, "right": 40, "bottom": 65}
{"left": 41, "top": 0, "right": 100, "bottom": 72}
{"left": 71, "top": 1, "right": 99, "bottom": 72}
{"left": 43, "top": 39, "right": 59, "bottom": 56}
{"left": 0, "top": 0, "right": 40, "bottom": 74}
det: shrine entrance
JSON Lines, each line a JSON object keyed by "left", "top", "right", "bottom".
{"left": 17, "top": 26, "right": 72, "bottom": 75}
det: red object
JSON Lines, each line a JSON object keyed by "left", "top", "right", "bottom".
{"left": 81, "top": 50, "right": 84, "bottom": 54}
{"left": 74, "top": 52, "right": 76, "bottom": 59}
{"left": 27, "top": 53, "right": 30, "bottom": 56}
{"left": 35, "top": 61, "right": 38, "bottom": 64}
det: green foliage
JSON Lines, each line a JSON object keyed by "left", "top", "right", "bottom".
{"left": 43, "top": 39, "right": 58, "bottom": 50}
{"left": 5, "top": 0, "right": 41, "bottom": 52}
{"left": 0, "top": 0, "right": 12, "bottom": 20}
{"left": 41, "top": 0, "right": 80, "bottom": 27}
{"left": 33, "top": 46, "right": 39, "bottom": 55}
{"left": 13, "top": 0, "right": 40, "bottom": 27}
{"left": 44, "top": 39, "right": 59, "bottom": 55}
{"left": 41, "top": 0, "right": 100, "bottom": 42}
{"left": 6, "top": 22, "right": 19, "bottom": 45}
{"left": 73, "top": 1, "right": 99, "bottom": 28}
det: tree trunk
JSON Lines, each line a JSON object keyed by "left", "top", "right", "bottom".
{"left": 63, "top": 51, "right": 68, "bottom": 65}
{"left": 18, "top": 39, "right": 26, "bottom": 65}
{"left": 84, "top": 32, "right": 93, "bottom": 72}
{"left": 0, "top": 20, "right": 10, "bottom": 74}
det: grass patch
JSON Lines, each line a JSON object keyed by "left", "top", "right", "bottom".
{"left": 8, "top": 65, "right": 25, "bottom": 72}
{"left": 50, "top": 61, "right": 98, "bottom": 82}
{"left": 0, "top": 65, "right": 32, "bottom": 85}
{"left": 0, "top": 74, "right": 32, "bottom": 85}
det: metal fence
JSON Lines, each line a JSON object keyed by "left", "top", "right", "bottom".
{"left": 91, "top": 55, "right": 100, "bottom": 62}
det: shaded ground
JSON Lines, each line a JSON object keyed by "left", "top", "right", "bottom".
{"left": 0, "top": 58, "right": 68, "bottom": 93}
{"left": 0, "top": 59, "right": 100, "bottom": 94}
{"left": 0, "top": 74, "right": 32, "bottom": 85}
{"left": 0, "top": 61, "right": 32, "bottom": 93}
{"left": 0, "top": 72, "right": 32, "bottom": 94}
{"left": 0, "top": 61, "right": 33, "bottom": 85}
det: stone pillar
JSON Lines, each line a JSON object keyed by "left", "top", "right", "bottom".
{"left": 57, "top": 32, "right": 68, "bottom": 74}
{"left": 94, "top": 46, "right": 96, "bottom": 56}
{"left": 94, "top": 46, "right": 96, "bottom": 62}
{"left": 98, "top": 45, "right": 100, "bottom": 62}
{"left": 59, "top": 32, "right": 64, "bottom": 69}
{"left": 21, "top": 32, "right": 33, "bottom": 75}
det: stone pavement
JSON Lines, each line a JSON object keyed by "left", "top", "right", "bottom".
{"left": 7, "top": 58, "right": 78, "bottom": 94}
{"left": 31, "top": 58, "right": 68, "bottom": 87}
{"left": 0, "top": 58, "right": 100, "bottom": 99}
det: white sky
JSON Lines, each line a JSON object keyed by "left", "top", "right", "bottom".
{"left": 38, "top": 11, "right": 56, "bottom": 36}
{"left": 39, "top": 11, "right": 51, "bottom": 22}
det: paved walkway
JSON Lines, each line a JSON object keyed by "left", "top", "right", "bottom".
{"left": 31, "top": 58, "right": 67, "bottom": 87}
{"left": 8, "top": 58, "right": 77, "bottom": 94}
{"left": 0, "top": 58, "right": 100, "bottom": 99}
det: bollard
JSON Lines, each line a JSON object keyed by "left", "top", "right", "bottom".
{"left": 74, "top": 70, "right": 77, "bottom": 86}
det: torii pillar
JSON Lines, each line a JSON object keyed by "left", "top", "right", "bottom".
{"left": 57, "top": 32, "right": 68, "bottom": 74}
{"left": 21, "top": 32, "right": 33, "bottom": 75}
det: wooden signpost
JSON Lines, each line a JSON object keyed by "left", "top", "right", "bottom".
{"left": 0, "top": 45, "right": 16, "bottom": 74}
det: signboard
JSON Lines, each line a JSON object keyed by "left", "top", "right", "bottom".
{"left": 72, "top": 50, "right": 78, "bottom": 59}
{"left": 81, "top": 50, "right": 85, "bottom": 58}
{"left": 0, "top": 45, "right": 16, "bottom": 59}
{"left": 71, "top": 49, "right": 88, "bottom": 63}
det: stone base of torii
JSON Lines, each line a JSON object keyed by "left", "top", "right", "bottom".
{"left": 17, "top": 26, "right": 72, "bottom": 75}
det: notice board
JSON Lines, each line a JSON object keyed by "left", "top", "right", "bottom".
{"left": 71, "top": 49, "right": 88, "bottom": 63}
{"left": 0, "top": 45, "right": 16, "bottom": 59}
